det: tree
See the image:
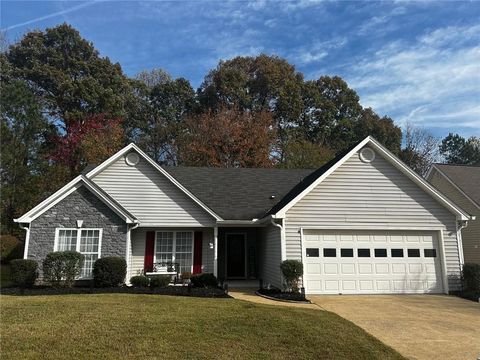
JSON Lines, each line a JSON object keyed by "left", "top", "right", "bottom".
{"left": 135, "top": 68, "right": 172, "bottom": 89}
{"left": 7, "top": 23, "right": 132, "bottom": 126}
{"left": 0, "top": 54, "right": 57, "bottom": 234}
{"left": 49, "top": 114, "right": 125, "bottom": 174}
{"left": 399, "top": 122, "right": 440, "bottom": 175}
{"left": 281, "top": 140, "right": 335, "bottom": 169}
{"left": 178, "top": 107, "right": 276, "bottom": 167}
{"left": 439, "top": 133, "right": 480, "bottom": 165}
{"left": 198, "top": 55, "right": 304, "bottom": 153}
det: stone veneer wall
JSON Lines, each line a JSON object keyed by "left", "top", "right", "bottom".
{"left": 28, "top": 186, "right": 127, "bottom": 274}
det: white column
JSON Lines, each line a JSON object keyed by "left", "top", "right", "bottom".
{"left": 125, "top": 225, "right": 131, "bottom": 284}
{"left": 213, "top": 226, "right": 218, "bottom": 277}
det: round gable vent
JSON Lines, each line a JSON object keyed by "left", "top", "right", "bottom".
{"left": 125, "top": 152, "right": 140, "bottom": 166}
{"left": 359, "top": 147, "right": 375, "bottom": 163}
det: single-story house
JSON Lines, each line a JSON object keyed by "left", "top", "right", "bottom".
{"left": 15, "top": 136, "right": 473, "bottom": 294}
{"left": 427, "top": 164, "right": 480, "bottom": 265}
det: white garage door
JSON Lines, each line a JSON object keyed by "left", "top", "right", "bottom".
{"left": 303, "top": 230, "right": 444, "bottom": 294}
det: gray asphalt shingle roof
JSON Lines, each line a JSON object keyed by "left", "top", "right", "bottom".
{"left": 434, "top": 164, "right": 480, "bottom": 206}
{"left": 162, "top": 166, "right": 315, "bottom": 220}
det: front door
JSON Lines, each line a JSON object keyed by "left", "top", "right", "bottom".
{"left": 226, "top": 233, "right": 246, "bottom": 278}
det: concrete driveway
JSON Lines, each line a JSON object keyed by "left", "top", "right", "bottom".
{"left": 309, "top": 295, "right": 480, "bottom": 360}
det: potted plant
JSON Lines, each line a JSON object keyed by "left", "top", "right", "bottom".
{"left": 181, "top": 271, "right": 192, "bottom": 286}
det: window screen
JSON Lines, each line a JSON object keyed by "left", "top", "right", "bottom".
{"left": 306, "top": 248, "right": 319, "bottom": 257}
{"left": 57, "top": 229, "right": 77, "bottom": 251}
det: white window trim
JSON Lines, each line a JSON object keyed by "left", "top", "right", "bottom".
{"left": 54, "top": 228, "right": 103, "bottom": 279}
{"left": 154, "top": 231, "right": 194, "bottom": 273}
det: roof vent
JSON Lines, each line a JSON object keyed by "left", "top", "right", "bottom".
{"left": 359, "top": 147, "right": 375, "bottom": 163}
{"left": 270, "top": 195, "right": 276, "bottom": 200}
{"left": 125, "top": 152, "right": 140, "bottom": 166}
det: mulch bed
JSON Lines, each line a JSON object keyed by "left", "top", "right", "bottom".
{"left": 257, "top": 288, "right": 308, "bottom": 302}
{"left": 0, "top": 285, "right": 230, "bottom": 298}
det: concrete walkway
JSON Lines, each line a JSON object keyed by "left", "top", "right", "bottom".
{"left": 310, "top": 294, "right": 480, "bottom": 360}
{"left": 228, "top": 288, "right": 320, "bottom": 310}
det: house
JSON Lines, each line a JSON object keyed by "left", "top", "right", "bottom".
{"left": 14, "top": 136, "right": 472, "bottom": 294}
{"left": 427, "top": 164, "right": 480, "bottom": 265}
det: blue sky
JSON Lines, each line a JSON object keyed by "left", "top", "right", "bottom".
{"left": 2, "top": 0, "right": 479, "bottom": 138}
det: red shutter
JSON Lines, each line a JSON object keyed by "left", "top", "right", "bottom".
{"left": 193, "top": 231, "right": 203, "bottom": 274}
{"left": 144, "top": 231, "right": 155, "bottom": 273}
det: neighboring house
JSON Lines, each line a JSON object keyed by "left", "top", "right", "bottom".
{"left": 15, "top": 136, "right": 472, "bottom": 295}
{"left": 427, "top": 164, "right": 480, "bottom": 265}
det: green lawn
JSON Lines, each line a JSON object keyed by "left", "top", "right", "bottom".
{"left": 0, "top": 294, "right": 404, "bottom": 359}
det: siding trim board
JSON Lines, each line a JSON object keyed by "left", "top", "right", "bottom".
{"left": 274, "top": 137, "right": 470, "bottom": 221}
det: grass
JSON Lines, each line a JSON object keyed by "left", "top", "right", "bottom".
{"left": 0, "top": 294, "right": 404, "bottom": 360}
{"left": 0, "top": 264, "right": 12, "bottom": 288}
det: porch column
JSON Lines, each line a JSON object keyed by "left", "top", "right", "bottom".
{"left": 213, "top": 226, "right": 218, "bottom": 277}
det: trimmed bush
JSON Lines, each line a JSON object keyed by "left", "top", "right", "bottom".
{"left": 93, "top": 257, "right": 127, "bottom": 287}
{"left": 10, "top": 259, "right": 38, "bottom": 288}
{"left": 0, "top": 235, "right": 23, "bottom": 263}
{"left": 190, "top": 273, "right": 218, "bottom": 288}
{"left": 130, "top": 275, "right": 149, "bottom": 287}
{"left": 43, "top": 251, "right": 84, "bottom": 288}
{"left": 280, "top": 260, "right": 303, "bottom": 293}
{"left": 462, "top": 263, "right": 480, "bottom": 295}
{"left": 149, "top": 275, "right": 171, "bottom": 288}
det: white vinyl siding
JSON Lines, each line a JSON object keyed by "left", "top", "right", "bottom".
{"left": 91, "top": 152, "right": 216, "bottom": 226}
{"left": 285, "top": 147, "right": 462, "bottom": 290}
{"left": 259, "top": 224, "right": 282, "bottom": 288}
{"left": 429, "top": 169, "right": 480, "bottom": 264}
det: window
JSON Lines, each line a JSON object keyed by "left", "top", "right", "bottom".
{"left": 155, "top": 231, "right": 193, "bottom": 273}
{"left": 306, "top": 248, "right": 319, "bottom": 257}
{"left": 358, "top": 249, "right": 370, "bottom": 257}
{"left": 391, "top": 249, "right": 404, "bottom": 257}
{"left": 407, "top": 249, "right": 420, "bottom": 258}
{"left": 323, "top": 248, "right": 336, "bottom": 257}
{"left": 341, "top": 248, "right": 353, "bottom": 257}
{"left": 424, "top": 249, "right": 437, "bottom": 258}
{"left": 374, "top": 249, "right": 387, "bottom": 257}
{"left": 55, "top": 228, "right": 102, "bottom": 279}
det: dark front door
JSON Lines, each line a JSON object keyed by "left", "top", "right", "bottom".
{"left": 226, "top": 234, "right": 246, "bottom": 278}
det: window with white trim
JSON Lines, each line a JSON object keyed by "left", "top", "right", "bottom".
{"left": 155, "top": 231, "right": 193, "bottom": 274}
{"left": 55, "top": 228, "right": 102, "bottom": 279}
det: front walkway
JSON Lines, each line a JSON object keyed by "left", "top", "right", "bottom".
{"left": 228, "top": 288, "right": 320, "bottom": 309}
{"left": 309, "top": 294, "right": 480, "bottom": 360}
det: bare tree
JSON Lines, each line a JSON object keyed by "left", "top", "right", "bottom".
{"left": 400, "top": 122, "right": 440, "bottom": 176}
{"left": 135, "top": 68, "right": 171, "bottom": 88}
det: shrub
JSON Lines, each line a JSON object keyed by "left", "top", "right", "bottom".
{"left": 149, "top": 275, "right": 171, "bottom": 288}
{"left": 0, "top": 235, "right": 23, "bottom": 263}
{"left": 93, "top": 257, "right": 126, "bottom": 287}
{"left": 280, "top": 260, "right": 303, "bottom": 293}
{"left": 190, "top": 273, "right": 218, "bottom": 288}
{"left": 43, "top": 251, "right": 84, "bottom": 288}
{"left": 462, "top": 263, "right": 480, "bottom": 295}
{"left": 10, "top": 259, "right": 38, "bottom": 288}
{"left": 130, "top": 275, "right": 149, "bottom": 287}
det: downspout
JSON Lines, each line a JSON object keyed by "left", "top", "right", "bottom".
{"left": 19, "top": 224, "right": 30, "bottom": 259}
{"left": 457, "top": 219, "right": 469, "bottom": 267}
{"left": 126, "top": 221, "right": 140, "bottom": 285}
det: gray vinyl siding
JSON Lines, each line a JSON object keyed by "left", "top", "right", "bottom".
{"left": 285, "top": 147, "right": 463, "bottom": 290}
{"left": 92, "top": 151, "right": 216, "bottom": 226}
{"left": 429, "top": 169, "right": 480, "bottom": 264}
{"left": 129, "top": 227, "right": 214, "bottom": 277}
{"left": 259, "top": 224, "right": 282, "bottom": 288}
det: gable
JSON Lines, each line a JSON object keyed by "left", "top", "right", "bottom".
{"left": 287, "top": 146, "right": 456, "bottom": 226}
{"left": 91, "top": 151, "right": 216, "bottom": 226}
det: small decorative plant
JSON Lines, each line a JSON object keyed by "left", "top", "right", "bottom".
{"left": 10, "top": 259, "right": 38, "bottom": 289}
{"left": 43, "top": 251, "right": 84, "bottom": 288}
{"left": 280, "top": 260, "right": 303, "bottom": 293}
{"left": 149, "top": 275, "right": 171, "bottom": 288}
{"left": 93, "top": 257, "right": 127, "bottom": 287}
{"left": 130, "top": 275, "right": 149, "bottom": 287}
{"left": 190, "top": 273, "right": 218, "bottom": 288}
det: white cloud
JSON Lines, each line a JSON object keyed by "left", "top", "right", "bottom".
{"left": 347, "top": 24, "right": 480, "bottom": 130}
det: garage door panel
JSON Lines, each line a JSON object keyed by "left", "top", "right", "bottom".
{"left": 303, "top": 230, "right": 444, "bottom": 294}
